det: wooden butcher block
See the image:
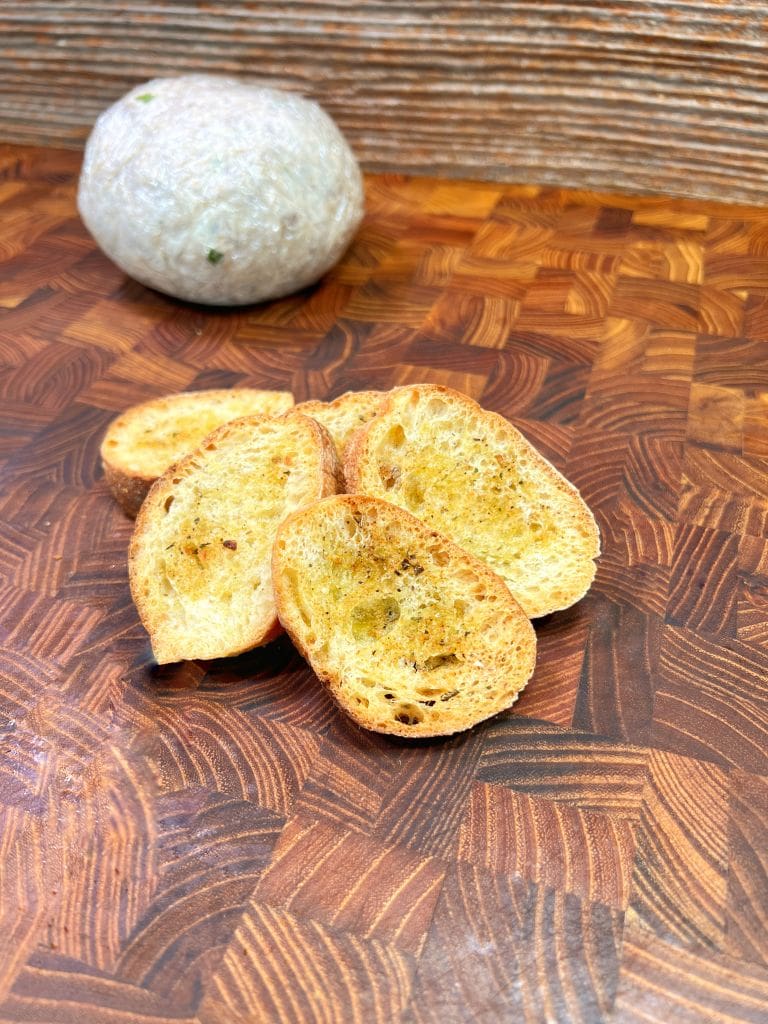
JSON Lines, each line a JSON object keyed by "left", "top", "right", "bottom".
{"left": 1, "top": 143, "right": 767, "bottom": 1024}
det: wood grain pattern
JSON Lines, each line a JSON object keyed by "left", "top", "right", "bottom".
{"left": 615, "top": 924, "right": 768, "bottom": 1024}
{"left": 253, "top": 816, "right": 445, "bottom": 955}
{"left": 3, "top": 2, "right": 768, "bottom": 203}
{"left": 1, "top": 143, "right": 768, "bottom": 1020}
{"left": 406, "top": 861, "right": 623, "bottom": 1024}
{"left": 476, "top": 719, "right": 649, "bottom": 821}
{"left": 726, "top": 770, "right": 768, "bottom": 970}
{"left": 457, "top": 781, "right": 636, "bottom": 909}
{"left": 654, "top": 627, "right": 768, "bottom": 773}
{"left": 116, "top": 790, "right": 285, "bottom": 1009}
{"left": 0, "top": 808, "right": 47, "bottom": 1005}
{"left": 200, "top": 904, "right": 414, "bottom": 1024}
{"left": 629, "top": 749, "right": 729, "bottom": 951}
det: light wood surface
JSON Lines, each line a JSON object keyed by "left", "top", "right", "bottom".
{"left": 0, "top": 143, "right": 767, "bottom": 1021}
{"left": 1, "top": 2, "right": 768, "bottom": 201}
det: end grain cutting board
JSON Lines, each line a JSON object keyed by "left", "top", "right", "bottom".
{"left": 0, "top": 143, "right": 767, "bottom": 1023}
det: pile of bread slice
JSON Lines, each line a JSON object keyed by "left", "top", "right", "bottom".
{"left": 103, "top": 384, "right": 599, "bottom": 737}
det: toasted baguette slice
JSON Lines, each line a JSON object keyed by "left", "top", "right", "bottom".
{"left": 345, "top": 385, "right": 599, "bottom": 618}
{"left": 295, "top": 390, "right": 386, "bottom": 476}
{"left": 129, "top": 411, "right": 338, "bottom": 664}
{"left": 273, "top": 494, "right": 536, "bottom": 738}
{"left": 102, "top": 388, "right": 294, "bottom": 516}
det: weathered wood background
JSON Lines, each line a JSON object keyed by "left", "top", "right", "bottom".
{"left": 1, "top": 1, "right": 768, "bottom": 202}
{"left": 1, "top": 142, "right": 767, "bottom": 1021}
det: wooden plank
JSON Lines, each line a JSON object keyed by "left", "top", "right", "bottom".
{"left": 2, "top": 3, "right": 768, "bottom": 201}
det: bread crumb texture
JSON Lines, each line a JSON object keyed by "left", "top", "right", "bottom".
{"left": 345, "top": 385, "right": 600, "bottom": 617}
{"left": 129, "top": 411, "right": 336, "bottom": 664}
{"left": 102, "top": 388, "right": 294, "bottom": 479}
{"left": 295, "top": 390, "right": 386, "bottom": 461}
{"left": 273, "top": 494, "right": 536, "bottom": 738}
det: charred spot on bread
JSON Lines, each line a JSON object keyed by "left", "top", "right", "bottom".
{"left": 272, "top": 494, "right": 536, "bottom": 738}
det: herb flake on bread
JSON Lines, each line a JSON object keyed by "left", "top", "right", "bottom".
{"left": 273, "top": 494, "right": 536, "bottom": 737}
{"left": 102, "top": 387, "right": 294, "bottom": 516}
{"left": 344, "top": 384, "right": 599, "bottom": 618}
{"left": 129, "top": 410, "right": 337, "bottom": 664}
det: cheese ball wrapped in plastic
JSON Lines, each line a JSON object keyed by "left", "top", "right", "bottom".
{"left": 78, "top": 75, "right": 364, "bottom": 306}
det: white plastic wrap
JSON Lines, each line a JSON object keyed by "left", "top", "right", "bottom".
{"left": 77, "top": 75, "right": 364, "bottom": 306}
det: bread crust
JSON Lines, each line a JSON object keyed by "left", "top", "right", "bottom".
{"left": 344, "top": 384, "right": 600, "bottom": 618}
{"left": 102, "top": 461, "right": 156, "bottom": 518}
{"left": 295, "top": 390, "right": 387, "bottom": 485}
{"left": 102, "top": 388, "right": 294, "bottom": 517}
{"left": 272, "top": 493, "right": 537, "bottom": 738}
{"left": 129, "top": 410, "right": 338, "bottom": 664}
